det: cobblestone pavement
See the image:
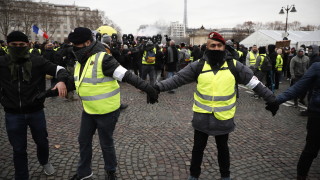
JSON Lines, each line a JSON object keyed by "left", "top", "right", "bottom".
{"left": 0, "top": 79, "right": 319, "bottom": 180}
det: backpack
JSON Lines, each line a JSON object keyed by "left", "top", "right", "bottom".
{"left": 260, "top": 55, "right": 272, "bottom": 72}
{"left": 145, "top": 50, "right": 156, "bottom": 63}
{"left": 196, "top": 58, "right": 240, "bottom": 98}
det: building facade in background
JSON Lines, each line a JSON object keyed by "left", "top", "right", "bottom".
{"left": 0, "top": 0, "right": 103, "bottom": 42}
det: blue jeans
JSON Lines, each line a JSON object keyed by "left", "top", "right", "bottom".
{"left": 5, "top": 109, "right": 49, "bottom": 180}
{"left": 77, "top": 109, "right": 120, "bottom": 177}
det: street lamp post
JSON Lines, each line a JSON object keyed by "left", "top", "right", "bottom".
{"left": 279, "top": 5, "right": 297, "bottom": 39}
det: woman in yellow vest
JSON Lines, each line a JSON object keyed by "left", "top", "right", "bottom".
{"left": 67, "top": 27, "right": 159, "bottom": 180}
{"left": 154, "top": 32, "right": 278, "bottom": 180}
{"left": 274, "top": 48, "right": 284, "bottom": 89}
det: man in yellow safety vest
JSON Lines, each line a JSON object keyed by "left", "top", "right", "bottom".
{"left": 67, "top": 27, "right": 159, "bottom": 180}
{"left": 153, "top": 32, "right": 278, "bottom": 180}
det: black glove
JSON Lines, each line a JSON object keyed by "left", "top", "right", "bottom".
{"left": 146, "top": 84, "right": 159, "bottom": 104}
{"left": 32, "top": 89, "right": 58, "bottom": 103}
{"left": 265, "top": 101, "right": 280, "bottom": 116}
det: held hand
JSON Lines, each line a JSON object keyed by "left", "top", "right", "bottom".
{"left": 52, "top": 82, "right": 67, "bottom": 98}
{"left": 146, "top": 84, "right": 160, "bottom": 104}
{"left": 265, "top": 101, "right": 280, "bottom": 116}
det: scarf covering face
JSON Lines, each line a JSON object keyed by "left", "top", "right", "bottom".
{"left": 73, "top": 41, "right": 97, "bottom": 64}
{"left": 205, "top": 50, "right": 226, "bottom": 67}
{"left": 8, "top": 46, "right": 32, "bottom": 82}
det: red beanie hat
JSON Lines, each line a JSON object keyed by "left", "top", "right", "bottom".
{"left": 208, "top": 32, "right": 225, "bottom": 45}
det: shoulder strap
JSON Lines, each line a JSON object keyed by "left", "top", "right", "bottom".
{"left": 195, "top": 58, "right": 205, "bottom": 77}
{"left": 226, "top": 59, "right": 240, "bottom": 98}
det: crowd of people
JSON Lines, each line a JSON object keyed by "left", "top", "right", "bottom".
{"left": 0, "top": 28, "right": 319, "bottom": 180}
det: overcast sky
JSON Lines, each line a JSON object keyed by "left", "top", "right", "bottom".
{"left": 38, "top": 0, "right": 320, "bottom": 34}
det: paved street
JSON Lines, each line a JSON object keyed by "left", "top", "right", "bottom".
{"left": 0, "top": 79, "right": 319, "bottom": 180}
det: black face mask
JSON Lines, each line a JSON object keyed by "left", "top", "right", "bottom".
{"left": 73, "top": 46, "right": 86, "bottom": 52}
{"left": 205, "top": 50, "right": 225, "bottom": 67}
{"left": 8, "top": 46, "right": 30, "bottom": 63}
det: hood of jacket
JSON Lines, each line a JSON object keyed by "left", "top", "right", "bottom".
{"left": 309, "top": 45, "right": 319, "bottom": 57}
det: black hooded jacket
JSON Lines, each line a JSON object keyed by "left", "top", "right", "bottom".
{"left": 268, "top": 44, "right": 277, "bottom": 71}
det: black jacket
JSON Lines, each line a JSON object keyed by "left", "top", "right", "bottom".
{"left": 0, "top": 55, "right": 69, "bottom": 114}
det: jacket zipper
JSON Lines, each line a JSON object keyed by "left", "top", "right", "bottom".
{"left": 17, "top": 65, "right": 22, "bottom": 112}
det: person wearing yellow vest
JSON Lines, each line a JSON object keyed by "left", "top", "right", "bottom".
{"left": 246, "top": 45, "right": 258, "bottom": 70}
{"left": 141, "top": 40, "right": 156, "bottom": 85}
{"left": 274, "top": 48, "right": 284, "bottom": 89}
{"left": 67, "top": 27, "right": 159, "bottom": 180}
{"left": 0, "top": 40, "right": 8, "bottom": 55}
{"left": 153, "top": 32, "right": 277, "bottom": 180}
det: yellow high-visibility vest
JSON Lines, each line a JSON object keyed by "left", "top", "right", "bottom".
{"left": 193, "top": 60, "right": 237, "bottom": 120}
{"left": 74, "top": 52, "right": 120, "bottom": 114}
{"left": 249, "top": 51, "right": 258, "bottom": 65}
{"left": 275, "top": 54, "right": 283, "bottom": 71}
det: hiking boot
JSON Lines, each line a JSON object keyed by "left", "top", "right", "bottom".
{"left": 70, "top": 172, "right": 93, "bottom": 180}
{"left": 43, "top": 162, "right": 55, "bottom": 175}
{"left": 187, "top": 176, "right": 199, "bottom": 180}
{"left": 106, "top": 171, "right": 117, "bottom": 180}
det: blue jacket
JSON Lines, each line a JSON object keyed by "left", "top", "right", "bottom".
{"left": 277, "top": 62, "right": 320, "bottom": 116}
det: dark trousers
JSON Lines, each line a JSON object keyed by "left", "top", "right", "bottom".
{"left": 5, "top": 109, "right": 49, "bottom": 180}
{"left": 297, "top": 116, "right": 320, "bottom": 176}
{"left": 291, "top": 76, "right": 307, "bottom": 105}
{"left": 274, "top": 71, "right": 282, "bottom": 89}
{"left": 190, "top": 130, "right": 230, "bottom": 178}
{"left": 77, "top": 109, "right": 120, "bottom": 177}
{"left": 141, "top": 65, "right": 156, "bottom": 85}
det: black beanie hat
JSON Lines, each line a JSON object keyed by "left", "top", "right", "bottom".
{"left": 7, "top": 31, "right": 29, "bottom": 43}
{"left": 68, "top": 27, "right": 93, "bottom": 45}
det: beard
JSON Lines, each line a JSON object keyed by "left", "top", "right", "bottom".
{"left": 205, "top": 50, "right": 225, "bottom": 67}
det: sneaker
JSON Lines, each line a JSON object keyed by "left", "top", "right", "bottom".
{"left": 221, "top": 177, "right": 232, "bottom": 180}
{"left": 187, "top": 176, "right": 199, "bottom": 180}
{"left": 120, "top": 104, "right": 128, "bottom": 110}
{"left": 70, "top": 172, "right": 93, "bottom": 180}
{"left": 43, "top": 163, "right": 55, "bottom": 175}
{"left": 106, "top": 171, "right": 117, "bottom": 180}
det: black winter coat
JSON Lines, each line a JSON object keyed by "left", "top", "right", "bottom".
{"left": 0, "top": 55, "right": 68, "bottom": 114}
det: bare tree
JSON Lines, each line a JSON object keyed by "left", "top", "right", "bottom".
{"left": 253, "top": 22, "right": 264, "bottom": 31}
{"left": 243, "top": 21, "right": 255, "bottom": 34}
{"left": 37, "top": 3, "right": 62, "bottom": 39}
{"left": 0, "top": 0, "right": 16, "bottom": 38}
{"left": 289, "top": 21, "right": 301, "bottom": 31}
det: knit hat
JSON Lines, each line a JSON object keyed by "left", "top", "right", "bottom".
{"left": 7, "top": 31, "right": 29, "bottom": 43}
{"left": 68, "top": 27, "right": 93, "bottom": 45}
{"left": 208, "top": 32, "right": 225, "bottom": 45}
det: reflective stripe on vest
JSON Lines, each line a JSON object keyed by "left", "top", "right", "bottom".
{"left": 142, "top": 48, "right": 156, "bottom": 65}
{"left": 275, "top": 54, "right": 283, "bottom": 71}
{"left": 193, "top": 60, "right": 237, "bottom": 120}
{"left": 249, "top": 52, "right": 258, "bottom": 65}
{"left": 74, "top": 52, "right": 120, "bottom": 114}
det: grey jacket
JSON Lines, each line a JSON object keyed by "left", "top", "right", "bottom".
{"left": 156, "top": 55, "right": 275, "bottom": 136}
{"left": 290, "top": 54, "right": 309, "bottom": 78}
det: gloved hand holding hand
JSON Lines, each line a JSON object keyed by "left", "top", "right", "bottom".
{"left": 265, "top": 100, "right": 280, "bottom": 116}
{"left": 146, "top": 84, "right": 160, "bottom": 104}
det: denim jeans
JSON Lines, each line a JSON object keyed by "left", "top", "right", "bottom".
{"left": 77, "top": 109, "right": 120, "bottom": 177}
{"left": 5, "top": 109, "right": 49, "bottom": 180}
{"left": 190, "top": 130, "right": 230, "bottom": 178}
